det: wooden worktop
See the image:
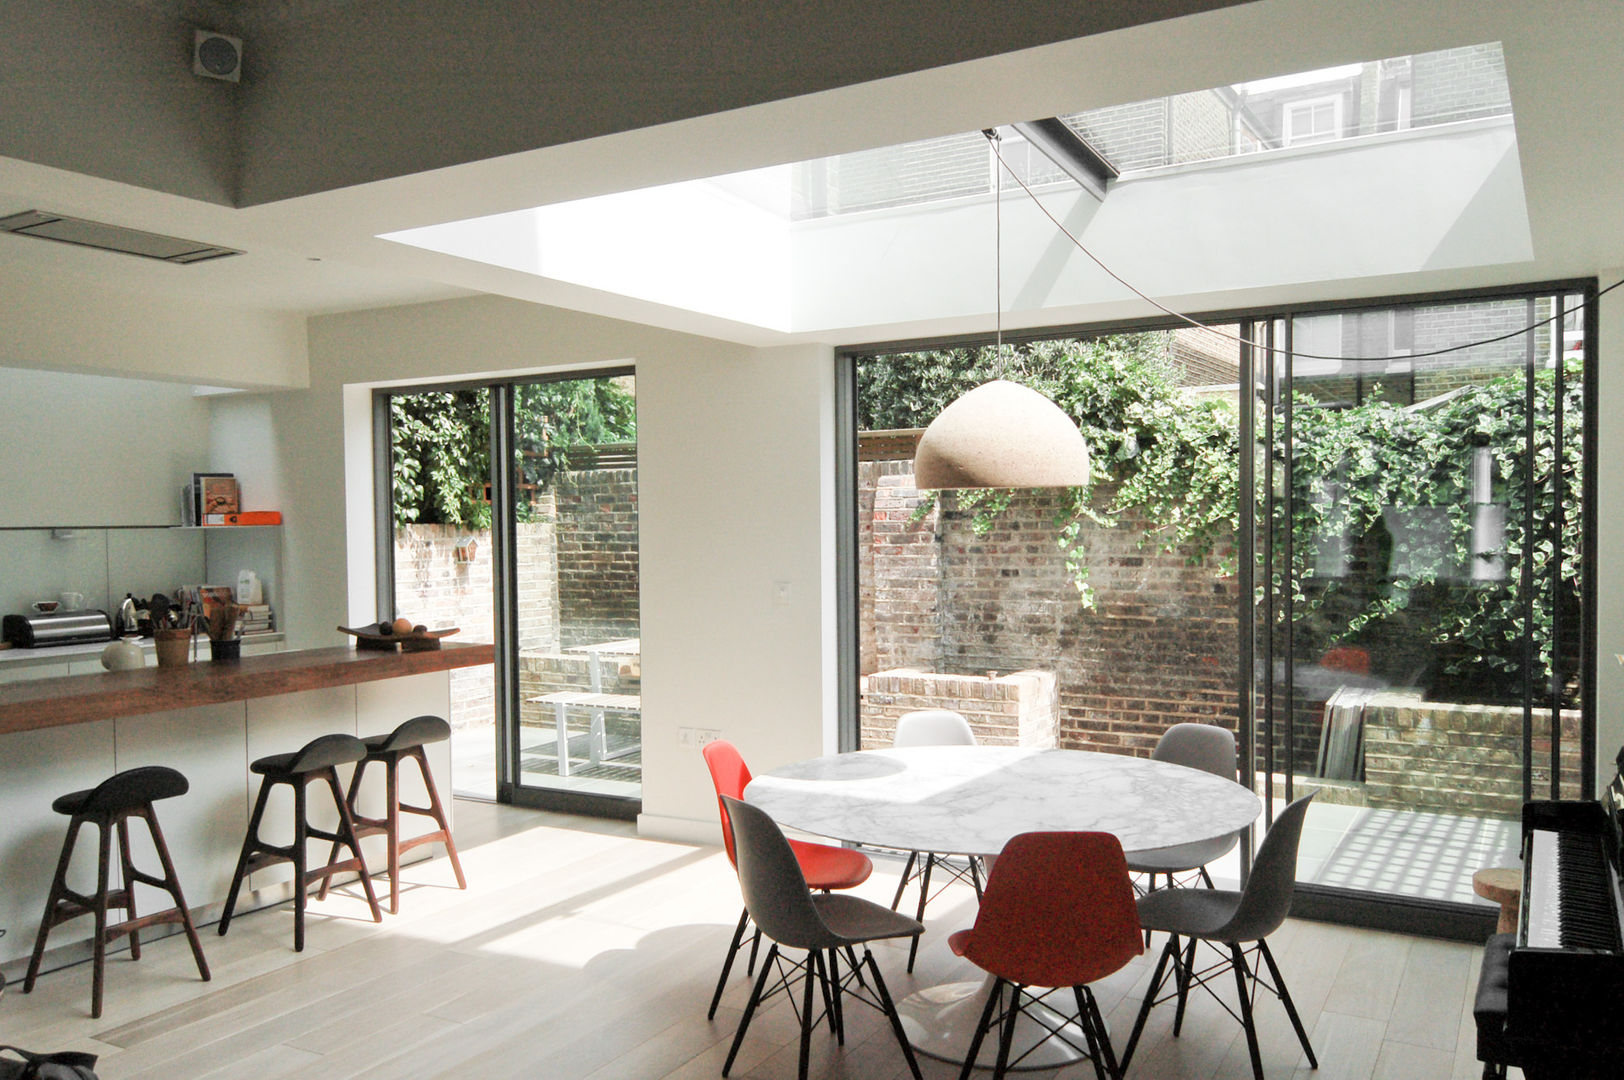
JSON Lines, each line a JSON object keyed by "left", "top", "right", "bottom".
{"left": 0, "top": 642, "right": 494, "bottom": 736}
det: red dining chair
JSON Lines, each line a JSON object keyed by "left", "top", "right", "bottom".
{"left": 702, "top": 740, "right": 874, "bottom": 1020}
{"left": 949, "top": 831, "right": 1143, "bottom": 1080}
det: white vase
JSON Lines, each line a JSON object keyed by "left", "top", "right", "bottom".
{"left": 101, "top": 637, "right": 145, "bottom": 671}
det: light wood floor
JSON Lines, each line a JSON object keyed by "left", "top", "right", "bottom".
{"left": 0, "top": 800, "right": 1519, "bottom": 1080}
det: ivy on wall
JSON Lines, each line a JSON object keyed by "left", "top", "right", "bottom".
{"left": 389, "top": 378, "right": 637, "bottom": 528}
{"left": 856, "top": 337, "right": 1582, "bottom": 706}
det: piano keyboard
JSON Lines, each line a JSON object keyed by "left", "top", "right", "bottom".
{"left": 1524, "top": 827, "right": 1624, "bottom": 950}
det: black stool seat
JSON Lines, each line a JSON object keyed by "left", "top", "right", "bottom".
{"left": 24, "top": 766, "right": 209, "bottom": 1018}
{"left": 318, "top": 714, "right": 465, "bottom": 915}
{"left": 362, "top": 714, "right": 451, "bottom": 754}
{"left": 220, "top": 732, "right": 382, "bottom": 951}
{"left": 51, "top": 766, "right": 190, "bottom": 817}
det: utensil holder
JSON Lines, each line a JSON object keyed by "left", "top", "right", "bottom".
{"left": 154, "top": 628, "right": 192, "bottom": 667}
{"left": 209, "top": 637, "right": 242, "bottom": 662}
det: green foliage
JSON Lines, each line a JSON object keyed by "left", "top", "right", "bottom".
{"left": 391, "top": 378, "right": 636, "bottom": 527}
{"left": 860, "top": 336, "right": 1241, "bottom": 605}
{"left": 858, "top": 339, "right": 1582, "bottom": 705}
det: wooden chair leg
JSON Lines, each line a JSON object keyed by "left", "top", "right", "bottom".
{"left": 907, "top": 853, "right": 935, "bottom": 973}
{"left": 723, "top": 942, "right": 778, "bottom": 1077}
{"left": 959, "top": 978, "right": 1003, "bottom": 1080}
{"left": 415, "top": 747, "right": 466, "bottom": 890}
{"left": 796, "top": 949, "right": 817, "bottom": 1080}
{"left": 115, "top": 814, "right": 140, "bottom": 961}
{"left": 865, "top": 948, "right": 922, "bottom": 1080}
{"left": 24, "top": 817, "right": 81, "bottom": 993}
{"left": 292, "top": 780, "right": 308, "bottom": 952}
{"left": 1119, "top": 934, "right": 1176, "bottom": 1072}
{"left": 329, "top": 771, "right": 382, "bottom": 922}
{"left": 1259, "top": 939, "right": 1317, "bottom": 1068}
{"left": 144, "top": 806, "right": 210, "bottom": 982}
{"left": 219, "top": 780, "right": 272, "bottom": 936}
{"left": 709, "top": 907, "right": 751, "bottom": 1020}
{"left": 91, "top": 822, "right": 112, "bottom": 1019}
{"left": 1230, "top": 943, "right": 1265, "bottom": 1080}
{"left": 317, "top": 758, "right": 369, "bottom": 902}
{"left": 890, "top": 851, "right": 918, "bottom": 910}
{"left": 385, "top": 757, "right": 401, "bottom": 914}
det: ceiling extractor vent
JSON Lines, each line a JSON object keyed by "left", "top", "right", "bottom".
{"left": 0, "top": 210, "right": 242, "bottom": 264}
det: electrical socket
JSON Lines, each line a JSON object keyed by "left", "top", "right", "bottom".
{"left": 696, "top": 728, "right": 723, "bottom": 746}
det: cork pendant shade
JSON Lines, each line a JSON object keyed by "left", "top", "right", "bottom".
{"left": 912, "top": 379, "right": 1091, "bottom": 490}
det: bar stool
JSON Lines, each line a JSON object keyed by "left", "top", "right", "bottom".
{"left": 317, "top": 714, "right": 466, "bottom": 914}
{"left": 218, "top": 733, "right": 383, "bottom": 951}
{"left": 22, "top": 766, "right": 210, "bottom": 1018}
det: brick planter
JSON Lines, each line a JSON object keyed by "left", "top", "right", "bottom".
{"left": 862, "top": 667, "right": 1057, "bottom": 748}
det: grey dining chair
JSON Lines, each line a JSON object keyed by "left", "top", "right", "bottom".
{"left": 890, "top": 708, "right": 982, "bottom": 972}
{"left": 1119, "top": 793, "right": 1318, "bottom": 1080}
{"left": 1126, "top": 723, "right": 1241, "bottom": 892}
{"left": 719, "top": 795, "right": 924, "bottom": 1080}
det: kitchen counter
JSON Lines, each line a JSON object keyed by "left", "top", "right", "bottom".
{"left": 0, "top": 641, "right": 493, "bottom": 971}
{"left": 0, "top": 633, "right": 285, "bottom": 669}
{"left": 0, "top": 641, "right": 493, "bottom": 735}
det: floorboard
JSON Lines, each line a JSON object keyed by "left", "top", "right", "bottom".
{"left": 0, "top": 799, "right": 1524, "bottom": 1079}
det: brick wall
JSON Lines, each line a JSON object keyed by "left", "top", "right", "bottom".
{"left": 857, "top": 463, "right": 1240, "bottom": 757}
{"left": 863, "top": 668, "right": 1057, "bottom": 748}
{"left": 554, "top": 468, "right": 639, "bottom": 649}
{"left": 1358, "top": 693, "right": 1581, "bottom": 816}
{"left": 1411, "top": 43, "right": 1511, "bottom": 127}
{"left": 1068, "top": 99, "right": 1169, "bottom": 172}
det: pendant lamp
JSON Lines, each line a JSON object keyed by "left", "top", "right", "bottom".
{"left": 912, "top": 130, "right": 1091, "bottom": 491}
{"left": 913, "top": 379, "right": 1091, "bottom": 489}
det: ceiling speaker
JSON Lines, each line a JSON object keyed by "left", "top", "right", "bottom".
{"left": 193, "top": 29, "right": 242, "bottom": 83}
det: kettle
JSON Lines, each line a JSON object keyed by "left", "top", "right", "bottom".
{"left": 116, "top": 594, "right": 140, "bottom": 636}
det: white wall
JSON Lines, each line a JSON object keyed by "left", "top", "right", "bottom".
{"left": 245, "top": 295, "right": 837, "bottom": 839}
{"left": 0, "top": 265, "right": 309, "bottom": 389}
{"left": 0, "top": 368, "right": 213, "bottom": 528}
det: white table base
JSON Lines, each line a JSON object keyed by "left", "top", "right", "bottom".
{"left": 898, "top": 975, "right": 1103, "bottom": 1071}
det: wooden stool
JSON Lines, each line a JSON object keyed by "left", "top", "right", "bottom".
{"left": 22, "top": 766, "right": 210, "bottom": 1018}
{"left": 1473, "top": 867, "right": 1522, "bottom": 934}
{"left": 318, "top": 715, "right": 466, "bottom": 914}
{"left": 218, "top": 734, "right": 383, "bottom": 951}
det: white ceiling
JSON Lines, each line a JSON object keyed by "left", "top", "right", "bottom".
{"left": 0, "top": 0, "right": 1619, "bottom": 348}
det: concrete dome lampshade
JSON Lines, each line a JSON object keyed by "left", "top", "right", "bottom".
{"left": 912, "top": 379, "right": 1091, "bottom": 489}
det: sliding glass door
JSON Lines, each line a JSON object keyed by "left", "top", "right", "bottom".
{"left": 382, "top": 370, "right": 639, "bottom": 817}
{"left": 843, "top": 280, "right": 1596, "bottom": 928}
{"left": 1250, "top": 287, "right": 1593, "bottom": 916}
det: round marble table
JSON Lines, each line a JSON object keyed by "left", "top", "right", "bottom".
{"left": 746, "top": 745, "right": 1262, "bottom": 1070}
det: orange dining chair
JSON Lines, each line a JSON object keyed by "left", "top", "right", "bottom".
{"left": 949, "top": 831, "right": 1143, "bottom": 1080}
{"left": 702, "top": 740, "right": 874, "bottom": 1020}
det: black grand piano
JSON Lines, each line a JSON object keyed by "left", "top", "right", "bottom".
{"left": 1475, "top": 750, "right": 1624, "bottom": 1079}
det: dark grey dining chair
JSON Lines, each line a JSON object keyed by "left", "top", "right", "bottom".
{"left": 1120, "top": 793, "right": 1318, "bottom": 1080}
{"left": 719, "top": 795, "right": 924, "bottom": 1080}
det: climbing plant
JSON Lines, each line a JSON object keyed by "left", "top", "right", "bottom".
{"left": 856, "top": 337, "right": 1583, "bottom": 705}
{"left": 390, "top": 377, "right": 637, "bottom": 527}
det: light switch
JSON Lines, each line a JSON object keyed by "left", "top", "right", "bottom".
{"left": 773, "top": 580, "right": 792, "bottom": 607}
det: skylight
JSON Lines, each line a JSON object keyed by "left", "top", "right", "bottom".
{"left": 382, "top": 42, "right": 1524, "bottom": 337}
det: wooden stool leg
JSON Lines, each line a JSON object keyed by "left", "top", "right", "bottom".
{"left": 385, "top": 757, "right": 401, "bottom": 914}
{"left": 91, "top": 821, "right": 112, "bottom": 1019}
{"left": 416, "top": 747, "right": 466, "bottom": 890}
{"left": 292, "top": 779, "right": 309, "bottom": 952}
{"left": 328, "top": 769, "right": 383, "bottom": 922}
{"left": 317, "top": 758, "right": 369, "bottom": 902}
{"left": 115, "top": 813, "right": 140, "bottom": 961}
{"left": 24, "top": 817, "right": 82, "bottom": 993}
{"left": 145, "top": 806, "right": 210, "bottom": 983}
{"left": 220, "top": 780, "right": 272, "bottom": 936}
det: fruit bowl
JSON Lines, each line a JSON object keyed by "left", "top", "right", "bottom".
{"left": 338, "top": 621, "right": 460, "bottom": 652}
